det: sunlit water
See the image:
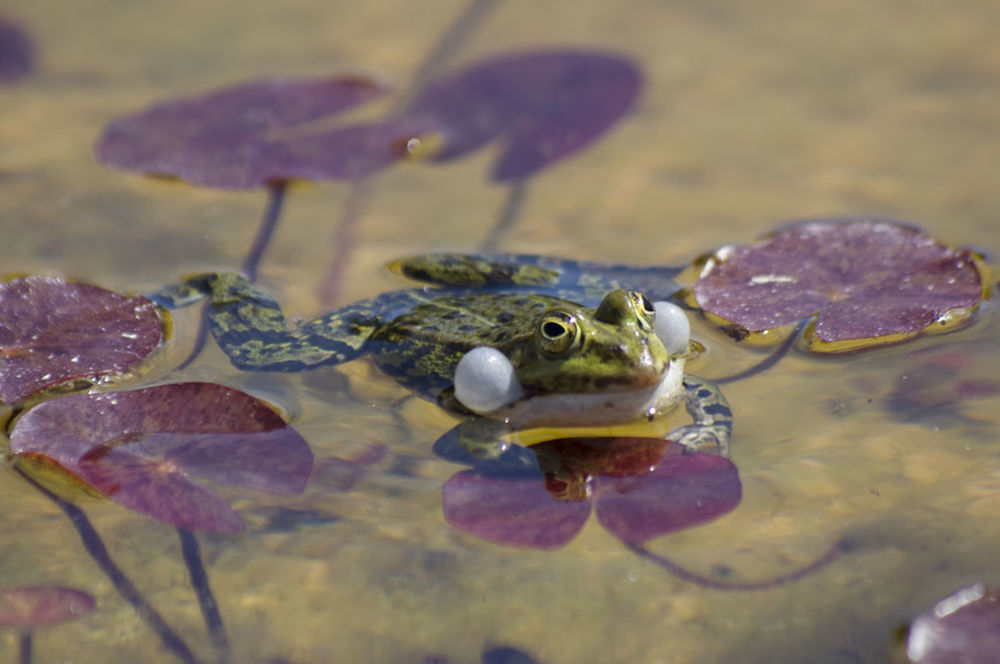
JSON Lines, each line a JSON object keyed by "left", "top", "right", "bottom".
{"left": 2, "top": 1, "right": 1000, "bottom": 662}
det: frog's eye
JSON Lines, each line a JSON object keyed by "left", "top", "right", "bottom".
{"left": 536, "top": 312, "right": 580, "bottom": 356}
{"left": 630, "top": 291, "right": 656, "bottom": 330}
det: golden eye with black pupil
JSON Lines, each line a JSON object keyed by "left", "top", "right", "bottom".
{"left": 536, "top": 312, "right": 580, "bottom": 356}
{"left": 630, "top": 291, "right": 655, "bottom": 329}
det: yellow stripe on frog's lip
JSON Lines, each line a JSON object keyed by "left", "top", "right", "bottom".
{"left": 493, "top": 356, "right": 686, "bottom": 430}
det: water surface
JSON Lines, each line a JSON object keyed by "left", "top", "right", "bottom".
{"left": 2, "top": 1, "right": 1000, "bottom": 662}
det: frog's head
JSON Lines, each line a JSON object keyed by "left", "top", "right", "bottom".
{"left": 454, "top": 290, "right": 692, "bottom": 427}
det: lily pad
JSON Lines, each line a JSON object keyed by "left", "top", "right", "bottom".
{"left": 9, "top": 382, "right": 313, "bottom": 532}
{"left": 693, "top": 218, "right": 986, "bottom": 352}
{"left": 94, "top": 76, "right": 420, "bottom": 189}
{"left": 0, "top": 586, "right": 94, "bottom": 629}
{"left": 443, "top": 469, "right": 592, "bottom": 550}
{"left": 905, "top": 583, "right": 1000, "bottom": 663}
{"left": 404, "top": 49, "right": 642, "bottom": 181}
{"left": 0, "top": 16, "right": 34, "bottom": 83}
{"left": 592, "top": 443, "right": 741, "bottom": 546}
{"left": 0, "top": 276, "right": 162, "bottom": 404}
{"left": 442, "top": 438, "right": 740, "bottom": 550}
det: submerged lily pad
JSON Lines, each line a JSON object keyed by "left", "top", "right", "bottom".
{"left": 9, "top": 382, "right": 313, "bottom": 532}
{"left": 693, "top": 219, "right": 986, "bottom": 352}
{"left": 0, "top": 16, "right": 34, "bottom": 83}
{"left": 0, "top": 586, "right": 94, "bottom": 628}
{"left": 0, "top": 276, "right": 162, "bottom": 404}
{"left": 94, "top": 76, "right": 416, "bottom": 189}
{"left": 405, "top": 50, "right": 642, "bottom": 181}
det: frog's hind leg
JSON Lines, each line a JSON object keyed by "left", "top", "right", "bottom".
{"left": 669, "top": 374, "right": 733, "bottom": 457}
{"left": 151, "top": 272, "right": 384, "bottom": 371}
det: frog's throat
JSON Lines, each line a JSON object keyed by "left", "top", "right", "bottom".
{"left": 491, "top": 358, "right": 686, "bottom": 429}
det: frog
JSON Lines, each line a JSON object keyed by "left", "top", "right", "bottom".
{"left": 151, "top": 253, "right": 732, "bottom": 458}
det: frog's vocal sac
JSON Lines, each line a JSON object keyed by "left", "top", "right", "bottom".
{"left": 151, "top": 264, "right": 732, "bottom": 458}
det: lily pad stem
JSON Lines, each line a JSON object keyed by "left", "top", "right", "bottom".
{"left": 318, "top": 0, "right": 501, "bottom": 305}
{"left": 178, "top": 528, "right": 230, "bottom": 663}
{"left": 480, "top": 179, "right": 527, "bottom": 253}
{"left": 715, "top": 318, "right": 807, "bottom": 385}
{"left": 175, "top": 182, "right": 287, "bottom": 371}
{"left": 15, "top": 467, "right": 200, "bottom": 664}
{"left": 18, "top": 631, "right": 31, "bottom": 664}
{"left": 241, "top": 183, "right": 287, "bottom": 282}
{"left": 626, "top": 537, "right": 850, "bottom": 591}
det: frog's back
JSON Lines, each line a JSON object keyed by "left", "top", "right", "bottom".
{"left": 365, "top": 292, "right": 555, "bottom": 398}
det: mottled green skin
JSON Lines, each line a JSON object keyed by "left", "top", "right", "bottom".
{"left": 155, "top": 273, "right": 668, "bottom": 407}
{"left": 150, "top": 253, "right": 732, "bottom": 456}
{"left": 369, "top": 289, "right": 667, "bottom": 408}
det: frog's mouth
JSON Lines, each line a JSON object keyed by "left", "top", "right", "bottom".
{"left": 454, "top": 347, "right": 686, "bottom": 429}
{"left": 502, "top": 358, "right": 685, "bottom": 428}
{"left": 452, "top": 302, "right": 693, "bottom": 428}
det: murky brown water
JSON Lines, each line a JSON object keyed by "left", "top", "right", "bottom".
{"left": 3, "top": 1, "right": 1000, "bottom": 662}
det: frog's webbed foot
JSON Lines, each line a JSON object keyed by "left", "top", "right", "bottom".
{"left": 668, "top": 375, "right": 734, "bottom": 457}
{"left": 454, "top": 416, "right": 512, "bottom": 460}
{"left": 434, "top": 417, "right": 539, "bottom": 473}
{"left": 670, "top": 424, "right": 730, "bottom": 457}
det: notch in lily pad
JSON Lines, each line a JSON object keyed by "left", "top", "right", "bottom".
{"left": 0, "top": 276, "right": 162, "bottom": 404}
{"left": 0, "top": 586, "right": 95, "bottom": 664}
{"left": 442, "top": 436, "right": 846, "bottom": 589}
{"left": 691, "top": 218, "right": 988, "bottom": 353}
{"left": 404, "top": 49, "right": 642, "bottom": 182}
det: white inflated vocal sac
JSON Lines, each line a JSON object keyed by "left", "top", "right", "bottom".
{"left": 454, "top": 346, "right": 525, "bottom": 414}
{"left": 653, "top": 301, "right": 690, "bottom": 354}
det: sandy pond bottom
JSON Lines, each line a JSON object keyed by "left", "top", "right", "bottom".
{"left": 3, "top": 0, "right": 1000, "bottom": 662}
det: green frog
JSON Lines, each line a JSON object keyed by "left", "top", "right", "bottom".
{"left": 152, "top": 254, "right": 732, "bottom": 458}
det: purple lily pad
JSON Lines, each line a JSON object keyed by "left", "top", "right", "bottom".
{"left": 693, "top": 219, "right": 985, "bottom": 352}
{"left": 9, "top": 382, "right": 313, "bottom": 532}
{"left": 443, "top": 470, "right": 591, "bottom": 550}
{"left": 594, "top": 444, "right": 741, "bottom": 545}
{"left": 0, "top": 16, "right": 34, "bottom": 83}
{"left": 94, "top": 76, "right": 422, "bottom": 189}
{"left": 442, "top": 438, "right": 739, "bottom": 550}
{"left": 906, "top": 583, "right": 1000, "bottom": 663}
{"left": 0, "top": 276, "right": 162, "bottom": 404}
{"left": 405, "top": 49, "right": 642, "bottom": 181}
{"left": 0, "top": 586, "right": 94, "bottom": 629}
